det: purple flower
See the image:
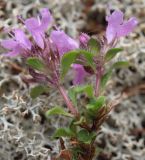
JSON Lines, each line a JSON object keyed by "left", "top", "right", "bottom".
{"left": 106, "top": 10, "right": 138, "bottom": 44}
{"left": 50, "top": 30, "right": 89, "bottom": 85}
{"left": 73, "top": 64, "right": 88, "bottom": 85}
{"left": 1, "top": 29, "right": 31, "bottom": 56}
{"left": 25, "top": 8, "right": 53, "bottom": 49}
{"left": 50, "top": 30, "right": 79, "bottom": 56}
{"left": 79, "top": 33, "right": 90, "bottom": 48}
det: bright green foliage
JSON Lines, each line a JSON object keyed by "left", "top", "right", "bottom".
{"left": 68, "top": 84, "right": 94, "bottom": 106}
{"left": 46, "top": 106, "right": 73, "bottom": 117}
{"left": 78, "top": 50, "right": 95, "bottom": 68}
{"left": 61, "top": 51, "right": 78, "bottom": 78}
{"left": 77, "top": 129, "right": 96, "bottom": 144}
{"left": 53, "top": 128, "right": 74, "bottom": 138}
{"left": 61, "top": 50, "right": 95, "bottom": 79}
{"left": 69, "top": 119, "right": 77, "bottom": 134}
{"left": 30, "top": 85, "right": 49, "bottom": 99}
{"left": 27, "top": 57, "right": 45, "bottom": 71}
{"left": 105, "top": 48, "right": 123, "bottom": 62}
{"left": 86, "top": 96, "right": 106, "bottom": 118}
{"left": 68, "top": 88, "right": 77, "bottom": 106}
{"left": 73, "top": 85, "right": 94, "bottom": 97}
{"left": 100, "top": 70, "right": 112, "bottom": 90}
{"left": 113, "top": 61, "right": 129, "bottom": 68}
{"left": 100, "top": 60, "right": 129, "bottom": 90}
{"left": 74, "top": 116, "right": 86, "bottom": 125}
{"left": 88, "top": 96, "right": 106, "bottom": 111}
{"left": 88, "top": 38, "right": 101, "bottom": 55}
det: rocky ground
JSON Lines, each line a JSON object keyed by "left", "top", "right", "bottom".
{"left": 0, "top": 0, "right": 145, "bottom": 160}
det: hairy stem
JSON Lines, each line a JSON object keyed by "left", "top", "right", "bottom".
{"left": 95, "top": 67, "right": 102, "bottom": 97}
{"left": 58, "top": 86, "right": 78, "bottom": 116}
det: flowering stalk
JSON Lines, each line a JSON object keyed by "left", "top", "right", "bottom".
{"left": 95, "top": 67, "right": 102, "bottom": 97}
{"left": 57, "top": 85, "right": 78, "bottom": 116}
{"left": 0, "top": 8, "right": 138, "bottom": 160}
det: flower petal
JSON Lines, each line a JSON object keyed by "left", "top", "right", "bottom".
{"left": 73, "top": 64, "right": 87, "bottom": 85}
{"left": 33, "top": 32, "right": 44, "bottom": 49}
{"left": 25, "top": 9, "right": 52, "bottom": 49}
{"left": 117, "top": 17, "right": 138, "bottom": 37}
{"left": 3, "top": 45, "right": 22, "bottom": 57}
{"left": 106, "top": 24, "right": 117, "bottom": 44}
{"left": 25, "top": 17, "right": 39, "bottom": 31}
{"left": 79, "top": 33, "right": 90, "bottom": 48}
{"left": 50, "top": 30, "right": 79, "bottom": 56}
{"left": 39, "top": 8, "right": 53, "bottom": 31}
{"left": 1, "top": 39, "right": 18, "bottom": 50}
{"left": 106, "top": 10, "right": 124, "bottom": 44}
{"left": 3, "top": 51, "right": 19, "bottom": 57}
{"left": 25, "top": 18, "right": 44, "bottom": 49}
{"left": 106, "top": 10, "right": 123, "bottom": 26}
{"left": 14, "top": 29, "right": 31, "bottom": 50}
{"left": 25, "top": 8, "right": 52, "bottom": 33}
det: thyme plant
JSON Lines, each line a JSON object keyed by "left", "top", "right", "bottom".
{"left": 1, "top": 8, "right": 137, "bottom": 160}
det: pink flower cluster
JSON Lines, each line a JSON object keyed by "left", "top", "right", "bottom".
{"left": 1, "top": 8, "right": 138, "bottom": 85}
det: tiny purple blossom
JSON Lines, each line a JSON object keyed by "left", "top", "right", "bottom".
{"left": 25, "top": 8, "right": 53, "bottom": 49}
{"left": 106, "top": 10, "right": 138, "bottom": 44}
{"left": 50, "top": 30, "right": 79, "bottom": 56}
{"left": 50, "top": 30, "right": 88, "bottom": 85}
{"left": 14, "top": 29, "right": 31, "bottom": 49}
{"left": 1, "top": 29, "right": 31, "bottom": 56}
{"left": 73, "top": 64, "right": 88, "bottom": 85}
{"left": 79, "top": 33, "right": 90, "bottom": 48}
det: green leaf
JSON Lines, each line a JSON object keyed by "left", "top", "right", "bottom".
{"left": 77, "top": 129, "right": 90, "bottom": 143}
{"left": 77, "top": 50, "right": 95, "bottom": 69}
{"left": 68, "top": 84, "right": 94, "bottom": 106}
{"left": 45, "top": 106, "right": 73, "bottom": 117}
{"left": 74, "top": 116, "right": 86, "bottom": 125}
{"left": 61, "top": 49, "right": 95, "bottom": 78}
{"left": 69, "top": 120, "right": 77, "bottom": 134}
{"left": 68, "top": 88, "right": 77, "bottom": 106}
{"left": 27, "top": 57, "right": 45, "bottom": 71}
{"left": 105, "top": 48, "right": 123, "bottom": 62}
{"left": 100, "top": 70, "right": 112, "bottom": 90}
{"left": 53, "top": 128, "right": 74, "bottom": 138}
{"left": 88, "top": 38, "right": 101, "bottom": 55}
{"left": 61, "top": 51, "right": 78, "bottom": 78}
{"left": 86, "top": 96, "right": 106, "bottom": 118}
{"left": 113, "top": 61, "right": 129, "bottom": 68}
{"left": 73, "top": 85, "right": 94, "bottom": 97}
{"left": 77, "top": 129, "right": 96, "bottom": 143}
{"left": 30, "top": 85, "right": 49, "bottom": 99}
{"left": 87, "top": 96, "right": 106, "bottom": 111}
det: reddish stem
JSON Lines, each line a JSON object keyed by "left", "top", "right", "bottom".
{"left": 95, "top": 67, "right": 102, "bottom": 97}
{"left": 58, "top": 86, "right": 78, "bottom": 116}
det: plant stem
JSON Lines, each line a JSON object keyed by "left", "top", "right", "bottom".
{"left": 95, "top": 67, "right": 102, "bottom": 97}
{"left": 58, "top": 85, "right": 78, "bottom": 116}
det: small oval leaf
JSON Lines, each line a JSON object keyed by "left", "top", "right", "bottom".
{"left": 46, "top": 106, "right": 73, "bottom": 117}
{"left": 77, "top": 129, "right": 96, "bottom": 143}
{"left": 86, "top": 96, "right": 106, "bottom": 118}
{"left": 101, "top": 70, "right": 112, "bottom": 90}
{"left": 113, "top": 61, "right": 129, "bottom": 68}
{"left": 61, "top": 51, "right": 78, "bottom": 78}
{"left": 68, "top": 84, "right": 93, "bottom": 106}
{"left": 88, "top": 96, "right": 106, "bottom": 111}
{"left": 88, "top": 38, "right": 101, "bottom": 55}
{"left": 105, "top": 48, "right": 123, "bottom": 62}
{"left": 53, "top": 128, "right": 74, "bottom": 138}
{"left": 61, "top": 49, "right": 95, "bottom": 79}
{"left": 30, "top": 85, "right": 49, "bottom": 99}
{"left": 27, "top": 57, "right": 45, "bottom": 71}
